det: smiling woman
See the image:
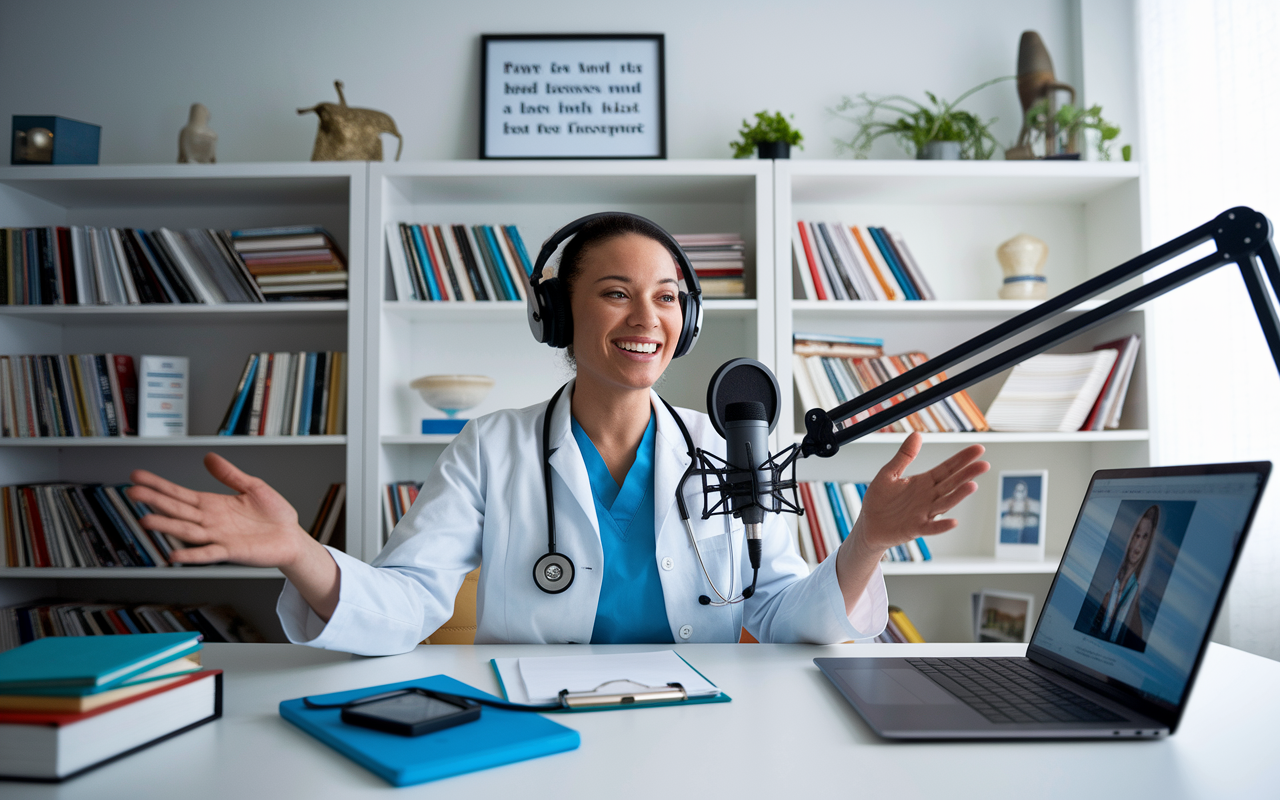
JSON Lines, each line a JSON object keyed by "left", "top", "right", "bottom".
{"left": 126, "top": 212, "right": 988, "bottom": 655}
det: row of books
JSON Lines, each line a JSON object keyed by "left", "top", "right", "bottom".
{"left": 383, "top": 480, "right": 423, "bottom": 535}
{"left": 0, "top": 225, "right": 346, "bottom": 305}
{"left": 792, "top": 221, "right": 936, "bottom": 301}
{"left": 233, "top": 227, "right": 348, "bottom": 301}
{"left": 386, "top": 223, "right": 532, "bottom": 302}
{"left": 793, "top": 334, "right": 990, "bottom": 434}
{"left": 0, "top": 354, "right": 138, "bottom": 438}
{"left": 1, "top": 483, "right": 174, "bottom": 568}
{"left": 673, "top": 233, "right": 747, "bottom": 298}
{"left": 217, "top": 351, "right": 347, "bottom": 436}
{"left": 795, "top": 480, "right": 934, "bottom": 567}
{"left": 0, "top": 604, "right": 259, "bottom": 653}
{"left": 0, "top": 633, "right": 224, "bottom": 780}
{"left": 985, "top": 335, "right": 1141, "bottom": 432}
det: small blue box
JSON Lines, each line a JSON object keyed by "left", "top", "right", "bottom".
{"left": 422, "top": 419, "right": 468, "bottom": 435}
{"left": 11, "top": 116, "right": 101, "bottom": 165}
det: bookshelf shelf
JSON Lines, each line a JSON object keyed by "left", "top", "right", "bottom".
{"left": 0, "top": 566, "right": 283, "bottom": 579}
{"left": 0, "top": 436, "right": 347, "bottom": 447}
{"left": 382, "top": 434, "right": 457, "bottom": 445}
{"left": 791, "top": 298, "right": 1126, "bottom": 320}
{"left": 0, "top": 303, "right": 348, "bottom": 323}
{"left": 880, "top": 557, "right": 1061, "bottom": 576}
{"left": 788, "top": 430, "right": 1150, "bottom": 446}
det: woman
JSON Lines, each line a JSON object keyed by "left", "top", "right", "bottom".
{"left": 127, "top": 214, "right": 989, "bottom": 655}
{"left": 1091, "top": 504, "right": 1159, "bottom": 647}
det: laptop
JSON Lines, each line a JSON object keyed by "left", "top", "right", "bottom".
{"left": 815, "top": 461, "right": 1271, "bottom": 739}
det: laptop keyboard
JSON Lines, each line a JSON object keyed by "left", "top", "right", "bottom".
{"left": 907, "top": 658, "right": 1127, "bottom": 725}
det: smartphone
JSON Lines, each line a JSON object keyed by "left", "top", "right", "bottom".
{"left": 341, "top": 692, "right": 481, "bottom": 737}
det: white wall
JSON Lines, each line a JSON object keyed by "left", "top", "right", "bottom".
{"left": 0, "top": 0, "right": 1090, "bottom": 164}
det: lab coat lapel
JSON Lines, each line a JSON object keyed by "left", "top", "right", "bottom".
{"left": 546, "top": 379, "right": 601, "bottom": 536}
{"left": 652, "top": 392, "right": 693, "bottom": 548}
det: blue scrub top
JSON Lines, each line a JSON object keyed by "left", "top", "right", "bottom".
{"left": 571, "top": 411, "right": 674, "bottom": 644}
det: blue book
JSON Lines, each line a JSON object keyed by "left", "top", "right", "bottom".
{"left": 915, "top": 537, "right": 933, "bottom": 560}
{"left": 280, "top": 675, "right": 580, "bottom": 787}
{"left": 297, "top": 353, "right": 317, "bottom": 435}
{"left": 505, "top": 225, "right": 533, "bottom": 276}
{"left": 219, "top": 355, "right": 258, "bottom": 435}
{"left": 793, "top": 332, "right": 885, "bottom": 347}
{"left": 869, "top": 227, "right": 920, "bottom": 300}
{"left": 231, "top": 225, "right": 327, "bottom": 238}
{"left": 409, "top": 225, "right": 441, "bottom": 301}
{"left": 0, "top": 632, "right": 201, "bottom": 693}
{"left": 482, "top": 225, "right": 519, "bottom": 301}
{"left": 825, "top": 482, "right": 851, "bottom": 542}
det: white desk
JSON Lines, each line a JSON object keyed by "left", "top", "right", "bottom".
{"left": 7, "top": 642, "right": 1277, "bottom": 799}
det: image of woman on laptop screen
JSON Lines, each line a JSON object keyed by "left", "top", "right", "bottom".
{"left": 1075, "top": 500, "right": 1195, "bottom": 652}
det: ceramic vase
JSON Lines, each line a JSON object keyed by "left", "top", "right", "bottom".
{"left": 997, "top": 234, "right": 1049, "bottom": 300}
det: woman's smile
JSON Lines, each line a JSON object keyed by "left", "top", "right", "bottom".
{"left": 613, "top": 337, "right": 662, "bottom": 359}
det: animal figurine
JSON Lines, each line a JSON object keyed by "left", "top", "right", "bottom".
{"left": 298, "top": 81, "right": 402, "bottom": 161}
{"left": 1005, "top": 31, "right": 1077, "bottom": 160}
{"left": 178, "top": 103, "right": 217, "bottom": 164}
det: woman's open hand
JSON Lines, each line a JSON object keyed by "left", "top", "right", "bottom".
{"left": 833, "top": 431, "right": 989, "bottom": 615}
{"left": 127, "top": 453, "right": 309, "bottom": 568}
{"left": 852, "top": 431, "right": 990, "bottom": 555}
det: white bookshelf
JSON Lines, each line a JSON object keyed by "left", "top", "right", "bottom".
{"left": 775, "top": 159, "right": 1149, "bottom": 641}
{"left": 0, "top": 158, "right": 1154, "bottom": 645}
{"left": 363, "top": 160, "right": 774, "bottom": 561}
{"left": 0, "top": 162, "right": 367, "bottom": 641}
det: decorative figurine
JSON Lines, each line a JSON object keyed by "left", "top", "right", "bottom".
{"left": 298, "top": 81, "right": 402, "bottom": 162}
{"left": 1005, "top": 31, "right": 1076, "bottom": 160}
{"left": 178, "top": 103, "right": 217, "bottom": 164}
{"left": 997, "top": 234, "right": 1049, "bottom": 300}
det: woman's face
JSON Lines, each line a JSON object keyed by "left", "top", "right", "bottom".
{"left": 1125, "top": 515, "right": 1155, "bottom": 569}
{"left": 569, "top": 233, "right": 684, "bottom": 395}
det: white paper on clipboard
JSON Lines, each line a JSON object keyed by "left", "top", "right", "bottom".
{"left": 493, "top": 650, "right": 720, "bottom": 705}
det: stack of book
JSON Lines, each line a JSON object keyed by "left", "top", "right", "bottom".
{"left": 0, "top": 602, "right": 260, "bottom": 651}
{"left": 386, "top": 223, "right": 532, "bottom": 302}
{"left": 793, "top": 334, "right": 989, "bottom": 433}
{"left": 0, "top": 225, "right": 343, "bottom": 305}
{"left": 879, "top": 606, "right": 927, "bottom": 643}
{"left": 0, "top": 354, "right": 137, "bottom": 437}
{"left": 308, "top": 483, "right": 346, "bottom": 550}
{"left": 673, "top": 233, "right": 747, "bottom": 298}
{"left": 796, "top": 480, "right": 933, "bottom": 567}
{"left": 792, "top": 222, "right": 936, "bottom": 301}
{"left": 383, "top": 480, "right": 423, "bottom": 534}
{"left": 1, "top": 483, "right": 177, "bottom": 568}
{"left": 985, "top": 338, "right": 1139, "bottom": 433}
{"left": 0, "top": 633, "right": 223, "bottom": 781}
{"left": 230, "top": 226, "right": 347, "bottom": 301}
{"left": 217, "top": 351, "right": 347, "bottom": 436}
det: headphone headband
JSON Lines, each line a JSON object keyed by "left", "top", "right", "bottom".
{"left": 526, "top": 212, "right": 703, "bottom": 358}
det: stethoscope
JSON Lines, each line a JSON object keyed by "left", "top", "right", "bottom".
{"left": 531, "top": 383, "right": 747, "bottom": 607}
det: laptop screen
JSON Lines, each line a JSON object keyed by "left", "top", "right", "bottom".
{"left": 1029, "top": 466, "right": 1267, "bottom": 711}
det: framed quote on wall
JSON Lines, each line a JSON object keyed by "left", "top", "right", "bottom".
{"left": 480, "top": 34, "right": 666, "bottom": 159}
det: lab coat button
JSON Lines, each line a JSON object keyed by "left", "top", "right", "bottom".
{"left": 661, "top": 557, "right": 674, "bottom": 571}
{"left": 679, "top": 625, "right": 693, "bottom": 640}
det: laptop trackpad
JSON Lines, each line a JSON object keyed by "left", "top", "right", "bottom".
{"left": 840, "top": 668, "right": 961, "bottom": 705}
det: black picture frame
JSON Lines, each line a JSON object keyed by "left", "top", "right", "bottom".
{"left": 480, "top": 33, "right": 667, "bottom": 160}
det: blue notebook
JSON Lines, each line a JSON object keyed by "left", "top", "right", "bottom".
{"left": 0, "top": 632, "right": 202, "bottom": 693}
{"left": 279, "top": 675, "right": 580, "bottom": 787}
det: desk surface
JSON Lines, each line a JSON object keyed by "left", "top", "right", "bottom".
{"left": 7, "top": 642, "right": 1277, "bottom": 800}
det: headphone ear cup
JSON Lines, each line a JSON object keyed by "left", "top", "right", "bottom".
{"left": 547, "top": 278, "right": 573, "bottom": 349}
{"left": 672, "top": 290, "right": 702, "bottom": 358}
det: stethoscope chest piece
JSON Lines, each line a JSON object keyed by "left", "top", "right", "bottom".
{"left": 533, "top": 552, "right": 575, "bottom": 594}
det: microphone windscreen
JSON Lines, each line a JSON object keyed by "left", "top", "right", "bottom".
{"left": 707, "top": 358, "right": 781, "bottom": 437}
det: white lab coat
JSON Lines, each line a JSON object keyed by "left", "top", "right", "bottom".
{"left": 278, "top": 381, "right": 888, "bottom": 655}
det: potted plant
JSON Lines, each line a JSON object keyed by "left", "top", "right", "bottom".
{"left": 730, "top": 111, "right": 804, "bottom": 159}
{"left": 833, "top": 76, "right": 1012, "bottom": 160}
{"left": 1023, "top": 100, "right": 1127, "bottom": 160}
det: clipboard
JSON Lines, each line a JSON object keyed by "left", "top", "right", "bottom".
{"left": 490, "top": 650, "right": 732, "bottom": 713}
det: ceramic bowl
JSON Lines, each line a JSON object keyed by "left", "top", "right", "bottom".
{"left": 410, "top": 374, "right": 495, "bottom": 416}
